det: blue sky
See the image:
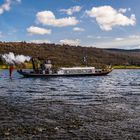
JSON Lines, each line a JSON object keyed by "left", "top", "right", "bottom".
{"left": 0, "top": 0, "right": 140, "bottom": 49}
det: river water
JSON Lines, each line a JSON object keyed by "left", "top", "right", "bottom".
{"left": 0, "top": 69, "right": 140, "bottom": 139}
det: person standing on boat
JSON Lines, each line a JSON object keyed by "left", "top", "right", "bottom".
{"left": 44, "top": 60, "right": 52, "bottom": 74}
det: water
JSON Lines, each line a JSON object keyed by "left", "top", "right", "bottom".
{"left": 0, "top": 69, "right": 140, "bottom": 139}
{"left": 0, "top": 69, "right": 140, "bottom": 105}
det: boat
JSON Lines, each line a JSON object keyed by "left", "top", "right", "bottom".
{"left": 17, "top": 69, "right": 112, "bottom": 78}
{"left": 17, "top": 58, "right": 113, "bottom": 78}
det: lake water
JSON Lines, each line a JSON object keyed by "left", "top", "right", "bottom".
{"left": 0, "top": 69, "right": 140, "bottom": 139}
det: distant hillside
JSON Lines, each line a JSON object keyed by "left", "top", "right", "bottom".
{"left": 0, "top": 42, "right": 140, "bottom": 67}
{"left": 106, "top": 48, "right": 140, "bottom": 52}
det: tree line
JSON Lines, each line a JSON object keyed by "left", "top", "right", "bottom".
{"left": 0, "top": 42, "right": 140, "bottom": 68}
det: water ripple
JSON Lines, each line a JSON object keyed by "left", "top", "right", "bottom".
{"left": 0, "top": 69, "right": 140, "bottom": 106}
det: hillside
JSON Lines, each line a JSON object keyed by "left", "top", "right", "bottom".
{"left": 0, "top": 42, "right": 140, "bottom": 67}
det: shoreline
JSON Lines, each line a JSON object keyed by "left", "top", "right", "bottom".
{"left": 0, "top": 65, "right": 140, "bottom": 70}
{"left": 113, "top": 66, "right": 140, "bottom": 69}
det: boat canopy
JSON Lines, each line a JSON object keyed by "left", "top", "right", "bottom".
{"left": 60, "top": 67, "right": 95, "bottom": 70}
{"left": 58, "top": 67, "right": 95, "bottom": 74}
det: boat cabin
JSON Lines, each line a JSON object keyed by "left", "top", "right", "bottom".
{"left": 57, "top": 67, "right": 95, "bottom": 74}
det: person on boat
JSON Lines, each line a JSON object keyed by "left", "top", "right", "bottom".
{"left": 40, "top": 63, "right": 46, "bottom": 74}
{"left": 31, "top": 58, "right": 40, "bottom": 73}
{"left": 44, "top": 60, "right": 52, "bottom": 74}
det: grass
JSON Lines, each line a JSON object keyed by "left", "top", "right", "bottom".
{"left": 113, "top": 65, "right": 140, "bottom": 69}
{"left": 0, "top": 63, "right": 32, "bottom": 70}
{"left": 0, "top": 65, "right": 8, "bottom": 69}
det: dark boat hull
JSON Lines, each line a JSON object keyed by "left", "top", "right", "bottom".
{"left": 17, "top": 70, "right": 112, "bottom": 78}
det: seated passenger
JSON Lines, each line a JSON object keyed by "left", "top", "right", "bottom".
{"left": 40, "top": 63, "right": 46, "bottom": 74}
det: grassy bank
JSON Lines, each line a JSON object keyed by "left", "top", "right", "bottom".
{"left": 0, "top": 63, "right": 32, "bottom": 70}
{"left": 113, "top": 65, "right": 140, "bottom": 69}
{"left": 0, "top": 65, "right": 8, "bottom": 69}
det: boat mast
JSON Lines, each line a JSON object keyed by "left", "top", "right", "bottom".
{"left": 83, "top": 48, "right": 88, "bottom": 67}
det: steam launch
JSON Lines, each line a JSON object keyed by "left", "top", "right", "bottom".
{"left": 17, "top": 58, "right": 113, "bottom": 78}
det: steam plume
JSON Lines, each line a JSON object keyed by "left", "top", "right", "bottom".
{"left": 2, "top": 52, "right": 30, "bottom": 64}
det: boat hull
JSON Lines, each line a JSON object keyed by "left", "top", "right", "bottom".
{"left": 17, "top": 70, "right": 112, "bottom": 78}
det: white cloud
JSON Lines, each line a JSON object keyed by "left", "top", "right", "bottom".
{"left": 0, "top": 0, "right": 11, "bottom": 14}
{"left": 60, "top": 39, "right": 80, "bottom": 46}
{"left": 96, "top": 36, "right": 102, "bottom": 39}
{"left": 118, "top": 8, "right": 131, "bottom": 13}
{"left": 93, "top": 35, "right": 140, "bottom": 49}
{"left": 118, "top": 8, "right": 127, "bottom": 13}
{"left": 0, "top": 0, "right": 21, "bottom": 15}
{"left": 60, "top": 6, "right": 82, "bottom": 15}
{"left": 86, "top": 6, "right": 136, "bottom": 31}
{"left": 27, "top": 26, "right": 51, "bottom": 35}
{"left": 36, "top": 11, "right": 79, "bottom": 27}
{"left": 128, "top": 35, "right": 140, "bottom": 39}
{"left": 128, "top": 8, "right": 131, "bottom": 11}
{"left": 87, "top": 35, "right": 110, "bottom": 39}
{"left": 115, "top": 38, "right": 124, "bottom": 41}
{"left": 73, "top": 27, "right": 85, "bottom": 32}
{"left": 28, "top": 39, "right": 51, "bottom": 44}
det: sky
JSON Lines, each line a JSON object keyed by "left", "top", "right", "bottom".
{"left": 0, "top": 0, "right": 140, "bottom": 49}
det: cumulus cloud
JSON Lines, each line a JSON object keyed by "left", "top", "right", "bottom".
{"left": 73, "top": 27, "right": 85, "bottom": 32}
{"left": 86, "top": 6, "right": 136, "bottom": 31}
{"left": 36, "top": 11, "right": 79, "bottom": 27}
{"left": 60, "top": 39, "right": 80, "bottom": 46}
{"left": 27, "top": 26, "right": 51, "bottom": 35}
{"left": 0, "top": 0, "right": 21, "bottom": 14}
{"left": 60, "top": 6, "right": 82, "bottom": 15}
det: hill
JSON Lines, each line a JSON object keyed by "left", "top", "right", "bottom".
{"left": 0, "top": 42, "right": 140, "bottom": 67}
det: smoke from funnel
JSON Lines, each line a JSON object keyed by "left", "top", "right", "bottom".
{"left": 2, "top": 52, "right": 30, "bottom": 65}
